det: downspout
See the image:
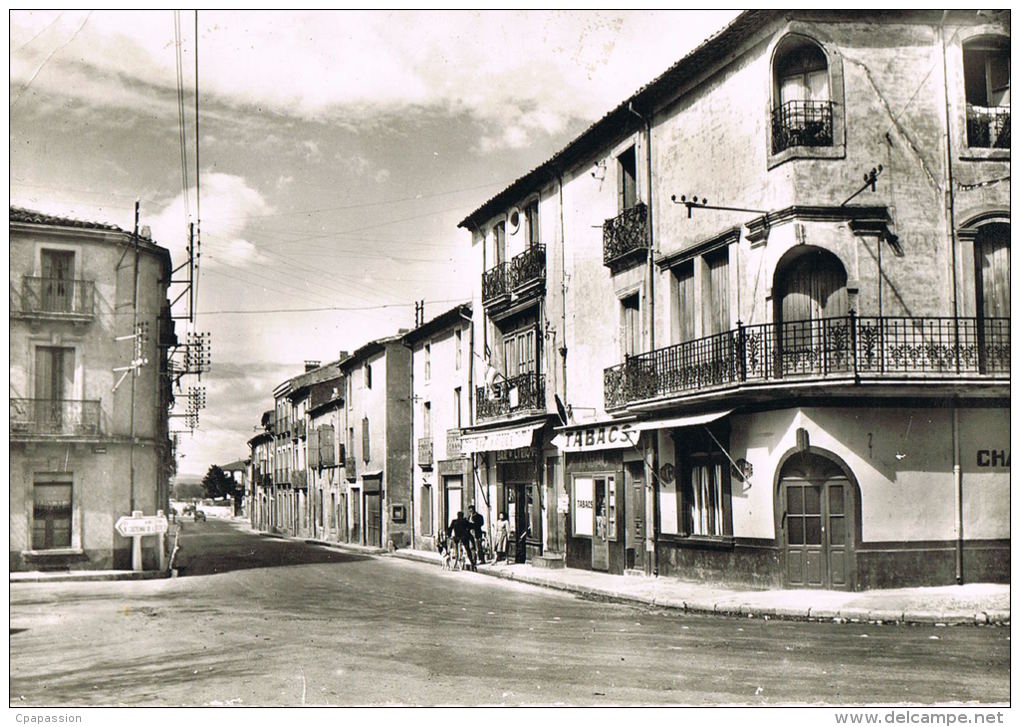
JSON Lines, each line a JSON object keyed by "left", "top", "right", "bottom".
{"left": 939, "top": 13, "right": 964, "bottom": 583}
{"left": 407, "top": 340, "right": 415, "bottom": 549}
{"left": 557, "top": 171, "right": 568, "bottom": 405}
{"left": 628, "top": 101, "right": 659, "bottom": 576}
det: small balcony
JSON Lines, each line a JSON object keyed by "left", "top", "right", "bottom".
{"left": 446, "top": 428, "right": 463, "bottom": 458}
{"left": 481, "top": 246, "right": 546, "bottom": 306}
{"left": 771, "top": 100, "right": 834, "bottom": 155}
{"left": 293, "top": 419, "right": 306, "bottom": 439}
{"left": 966, "top": 105, "right": 1010, "bottom": 149}
{"left": 292, "top": 470, "right": 307, "bottom": 488}
{"left": 604, "top": 315, "right": 1010, "bottom": 410}
{"left": 476, "top": 372, "right": 545, "bottom": 421}
{"left": 417, "top": 437, "right": 434, "bottom": 469}
{"left": 344, "top": 456, "right": 357, "bottom": 481}
{"left": 18, "top": 277, "right": 96, "bottom": 321}
{"left": 603, "top": 203, "right": 649, "bottom": 270}
{"left": 10, "top": 398, "right": 101, "bottom": 437}
{"left": 254, "top": 472, "right": 272, "bottom": 488}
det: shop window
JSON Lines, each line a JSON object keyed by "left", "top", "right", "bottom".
{"left": 572, "top": 477, "right": 594, "bottom": 537}
{"left": 572, "top": 475, "right": 615, "bottom": 540}
{"left": 617, "top": 146, "right": 638, "bottom": 212}
{"left": 963, "top": 37, "right": 1010, "bottom": 148}
{"left": 772, "top": 37, "right": 832, "bottom": 154}
{"left": 526, "top": 483, "right": 542, "bottom": 542}
{"left": 684, "top": 460, "right": 725, "bottom": 536}
{"left": 33, "top": 475, "right": 72, "bottom": 550}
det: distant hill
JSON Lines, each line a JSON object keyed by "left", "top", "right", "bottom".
{"left": 170, "top": 475, "right": 205, "bottom": 500}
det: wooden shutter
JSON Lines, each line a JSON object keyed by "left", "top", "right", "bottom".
{"left": 674, "top": 262, "right": 696, "bottom": 343}
{"left": 362, "top": 417, "right": 370, "bottom": 462}
{"left": 308, "top": 427, "right": 320, "bottom": 468}
{"left": 320, "top": 424, "right": 335, "bottom": 467}
{"left": 703, "top": 248, "right": 731, "bottom": 336}
{"left": 976, "top": 225, "right": 1010, "bottom": 319}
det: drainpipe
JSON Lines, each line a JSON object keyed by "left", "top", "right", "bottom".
{"left": 953, "top": 405, "right": 963, "bottom": 584}
{"left": 557, "top": 171, "right": 568, "bottom": 404}
{"left": 408, "top": 339, "right": 415, "bottom": 550}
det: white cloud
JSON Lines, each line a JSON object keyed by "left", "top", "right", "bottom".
{"left": 10, "top": 10, "right": 740, "bottom": 152}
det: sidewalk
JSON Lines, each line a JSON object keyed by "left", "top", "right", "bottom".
{"left": 11, "top": 569, "right": 170, "bottom": 584}
{"left": 390, "top": 547, "right": 1010, "bottom": 627}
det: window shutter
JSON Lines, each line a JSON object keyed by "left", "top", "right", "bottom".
{"left": 320, "top": 424, "right": 335, "bottom": 467}
{"left": 308, "top": 427, "right": 319, "bottom": 469}
{"left": 362, "top": 417, "right": 370, "bottom": 462}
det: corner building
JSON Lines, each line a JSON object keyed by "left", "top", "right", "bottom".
{"left": 460, "top": 10, "right": 1009, "bottom": 588}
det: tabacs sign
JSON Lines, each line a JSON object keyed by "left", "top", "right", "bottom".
{"left": 554, "top": 423, "right": 639, "bottom": 453}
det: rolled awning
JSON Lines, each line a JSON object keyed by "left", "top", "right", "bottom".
{"left": 460, "top": 421, "right": 545, "bottom": 454}
{"left": 632, "top": 409, "right": 733, "bottom": 431}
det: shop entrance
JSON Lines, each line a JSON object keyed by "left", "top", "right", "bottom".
{"left": 624, "top": 462, "right": 645, "bottom": 571}
{"left": 506, "top": 482, "right": 540, "bottom": 563}
{"left": 777, "top": 452, "right": 857, "bottom": 590}
{"left": 443, "top": 475, "right": 463, "bottom": 532}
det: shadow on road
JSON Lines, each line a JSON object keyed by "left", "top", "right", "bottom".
{"left": 175, "top": 520, "right": 372, "bottom": 577}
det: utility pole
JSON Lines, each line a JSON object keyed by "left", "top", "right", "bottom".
{"left": 130, "top": 200, "right": 140, "bottom": 515}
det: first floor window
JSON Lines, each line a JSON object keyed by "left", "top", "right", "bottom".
{"left": 33, "top": 476, "right": 72, "bottom": 550}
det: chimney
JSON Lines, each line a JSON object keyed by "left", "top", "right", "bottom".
{"left": 304, "top": 360, "right": 321, "bottom": 372}
{"left": 339, "top": 350, "right": 349, "bottom": 361}
{"left": 140, "top": 225, "right": 152, "bottom": 239}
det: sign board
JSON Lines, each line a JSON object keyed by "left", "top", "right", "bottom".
{"left": 572, "top": 477, "right": 594, "bottom": 536}
{"left": 115, "top": 514, "right": 168, "bottom": 537}
{"left": 554, "top": 423, "right": 638, "bottom": 452}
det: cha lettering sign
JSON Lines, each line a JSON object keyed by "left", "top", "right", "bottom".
{"left": 554, "top": 423, "right": 638, "bottom": 452}
{"left": 976, "top": 449, "right": 1010, "bottom": 468}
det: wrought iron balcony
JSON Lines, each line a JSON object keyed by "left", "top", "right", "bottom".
{"left": 19, "top": 277, "right": 96, "bottom": 319}
{"left": 291, "top": 470, "right": 307, "bottom": 488}
{"left": 10, "top": 398, "right": 101, "bottom": 437}
{"left": 603, "top": 203, "right": 649, "bottom": 268}
{"left": 508, "top": 244, "right": 545, "bottom": 291}
{"left": 482, "top": 246, "right": 546, "bottom": 305}
{"left": 604, "top": 314, "right": 1010, "bottom": 409}
{"left": 344, "top": 456, "right": 357, "bottom": 480}
{"left": 293, "top": 419, "right": 306, "bottom": 438}
{"left": 482, "top": 262, "right": 509, "bottom": 303}
{"left": 254, "top": 472, "right": 273, "bottom": 487}
{"left": 476, "top": 372, "right": 545, "bottom": 420}
{"left": 417, "top": 437, "right": 434, "bottom": 469}
{"left": 771, "top": 100, "right": 834, "bottom": 155}
{"left": 966, "top": 105, "right": 1010, "bottom": 149}
{"left": 446, "top": 428, "right": 463, "bottom": 458}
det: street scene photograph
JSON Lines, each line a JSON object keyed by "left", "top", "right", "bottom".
{"left": 8, "top": 8, "right": 1011, "bottom": 712}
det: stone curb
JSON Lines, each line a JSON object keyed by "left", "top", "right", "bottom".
{"left": 10, "top": 570, "right": 171, "bottom": 584}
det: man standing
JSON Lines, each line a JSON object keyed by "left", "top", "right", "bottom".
{"left": 467, "top": 505, "right": 485, "bottom": 563}
{"left": 447, "top": 511, "right": 476, "bottom": 570}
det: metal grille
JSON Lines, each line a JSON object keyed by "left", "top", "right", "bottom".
{"left": 771, "top": 100, "right": 834, "bottom": 154}
{"left": 10, "top": 399, "right": 101, "bottom": 436}
{"left": 966, "top": 105, "right": 1010, "bottom": 149}
{"left": 20, "top": 277, "right": 96, "bottom": 317}
{"left": 603, "top": 203, "right": 649, "bottom": 266}
{"left": 476, "top": 372, "right": 545, "bottom": 420}
{"left": 508, "top": 244, "right": 546, "bottom": 290}
{"left": 481, "top": 262, "right": 509, "bottom": 302}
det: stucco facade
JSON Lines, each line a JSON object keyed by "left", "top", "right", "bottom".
{"left": 10, "top": 207, "right": 174, "bottom": 571}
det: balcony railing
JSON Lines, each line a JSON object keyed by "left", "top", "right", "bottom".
{"left": 254, "top": 472, "right": 273, "bottom": 487}
{"left": 771, "top": 100, "right": 834, "bottom": 155}
{"left": 446, "top": 428, "right": 463, "bottom": 458}
{"left": 292, "top": 470, "right": 307, "bottom": 488}
{"left": 482, "top": 262, "right": 509, "bottom": 303}
{"left": 482, "top": 246, "right": 546, "bottom": 304}
{"left": 476, "top": 372, "right": 546, "bottom": 420}
{"left": 604, "top": 315, "right": 1010, "bottom": 409}
{"left": 966, "top": 105, "right": 1010, "bottom": 149}
{"left": 417, "top": 437, "right": 434, "bottom": 468}
{"left": 293, "top": 420, "right": 306, "bottom": 438}
{"left": 20, "top": 277, "right": 96, "bottom": 318}
{"left": 10, "top": 398, "right": 101, "bottom": 436}
{"left": 603, "top": 203, "right": 649, "bottom": 267}
{"left": 344, "top": 456, "right": 357, "bottom": 480}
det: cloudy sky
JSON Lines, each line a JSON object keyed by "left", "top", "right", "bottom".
{"left": 10, "top": 9, "right": 739, "bottom": 476}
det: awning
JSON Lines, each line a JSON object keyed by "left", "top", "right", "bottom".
{"left": 460, "top": 421, "right": 545, "bottom": 454}
{"left": 632, "top": 409, "right": 733, "bottom": 431}
{"left": 552, "top": 419, "right": 639, "bottom": 452}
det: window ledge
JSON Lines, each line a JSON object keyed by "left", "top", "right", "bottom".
{"left": 659, "top": 534, "right": 734, "bottom": 550}
{"left": 959, "top": 148, "right": 1010, "bottom": 162}
{"left": 22, "top": 548, "right": 85, "bottom": 557}
{"left": 768, "top": 144, "right": 844, "bottom": 170}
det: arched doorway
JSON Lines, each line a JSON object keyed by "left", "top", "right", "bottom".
{"left": 775, "top": 450, "right": 858, "bottom": 590}
{"left": 974, "top": 222, "right": 1009, "bottom": 372}
{"left": 774, "top": 247, "right": 849, "bottom": 376}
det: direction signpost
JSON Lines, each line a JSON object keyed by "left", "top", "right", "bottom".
{"left": 115, "top": 510, "right": 169, "bottom": 571}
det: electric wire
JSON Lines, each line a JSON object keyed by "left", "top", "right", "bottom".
{"left": 10, "top": 12, "right": 66, "bottom": 55}
{"left": 11, "top": 11, "right": 92, "bottom": 108}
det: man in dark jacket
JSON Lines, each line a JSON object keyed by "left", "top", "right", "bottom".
{"left": 467, "top": 505, "right": 485, "bottom": 562}
{"left": 447, "top": 511, "right": 476, "bottom": 570}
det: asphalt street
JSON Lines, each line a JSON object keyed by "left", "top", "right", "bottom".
{"left": 9, "top": 518, "right": 1010, "bottom": 706}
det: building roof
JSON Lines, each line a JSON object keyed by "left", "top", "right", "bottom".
{"left": 338, "top": 332, "right": 406, "bottom": 371}
{"left": 10, "top": 206, "right": 131, "bottom": 233}
{"left": 221, "top": 458, "right": 249, "bottom": 471}
{"left": 402, "top": 302, "right": 472, "bottom": 346}
{"left": 457, "top": 10, "right": 772, "bottom": 230}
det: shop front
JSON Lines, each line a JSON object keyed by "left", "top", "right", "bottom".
{"left": 461, "top": 418, "right": 550, "bottom": 563}
{"left": 555, "top": 419, "right": 649, "bottom": 575}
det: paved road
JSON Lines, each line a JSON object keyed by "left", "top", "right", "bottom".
{"left": 10, "top": 518, "right": 1009, "bottom": 706}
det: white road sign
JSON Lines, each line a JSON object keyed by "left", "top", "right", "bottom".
{"left": 115, "top": 515, "right": 168, "bottom": 537}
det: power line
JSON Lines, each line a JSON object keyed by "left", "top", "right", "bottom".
{"left": 10, "top": 12, "right": 66, "bottom": 55}
{"left": 11, "top": 11, "right": 92, "bottom": 108}
{"left": 198, "top": 297, "right": 466, "bottom": 316}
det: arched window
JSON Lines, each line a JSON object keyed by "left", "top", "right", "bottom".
{"left": 963, "top": 36, "right": 1010, "bottom": 148}
{"left": 774, "top": 247, "right": 849, "bottom": 377}
{"left": 772, "top": 36, "right": 833, "bottom": 154}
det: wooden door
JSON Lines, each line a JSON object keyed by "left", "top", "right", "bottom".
{"left": 975, "top": 224, "right": 1010, "bottom": 372}
{"left": 779, "top": 453, "right": 854, "bottom": 590}
{"left": 592, "top": 477, "right": 610, "bottom": 571}
{"left": 625, "top": 463, "right": 645, "bottom": 571}
{"left": 35, "top": 347, "right": 74, "bottom": 432}
{"left": 350, "top": 489, "right": 361, "bottom": 543}
{"left": 365, "top": 492, "right": 382, "bottom": 548}
{"left": 40, "top": 250, "right": 74, "bottom": 312}
{"left": 776, "top": 250, "right": 848, "bottom": 376}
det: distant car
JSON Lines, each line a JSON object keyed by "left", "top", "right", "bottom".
{"left": 182, "top": 505, "right": 206, "bottom": 522}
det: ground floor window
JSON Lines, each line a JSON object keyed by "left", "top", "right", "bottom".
{"left": 33, "top": 475, "right": 72, "bottom": 550}
{"left": 659, "top": 439, "right": 733, "bottom": 539}
{"left": 686, "top": 461, "right": 724, "bottom": 536}
{"left": 572, "top": 477, "right": 594, "bottom": 536}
